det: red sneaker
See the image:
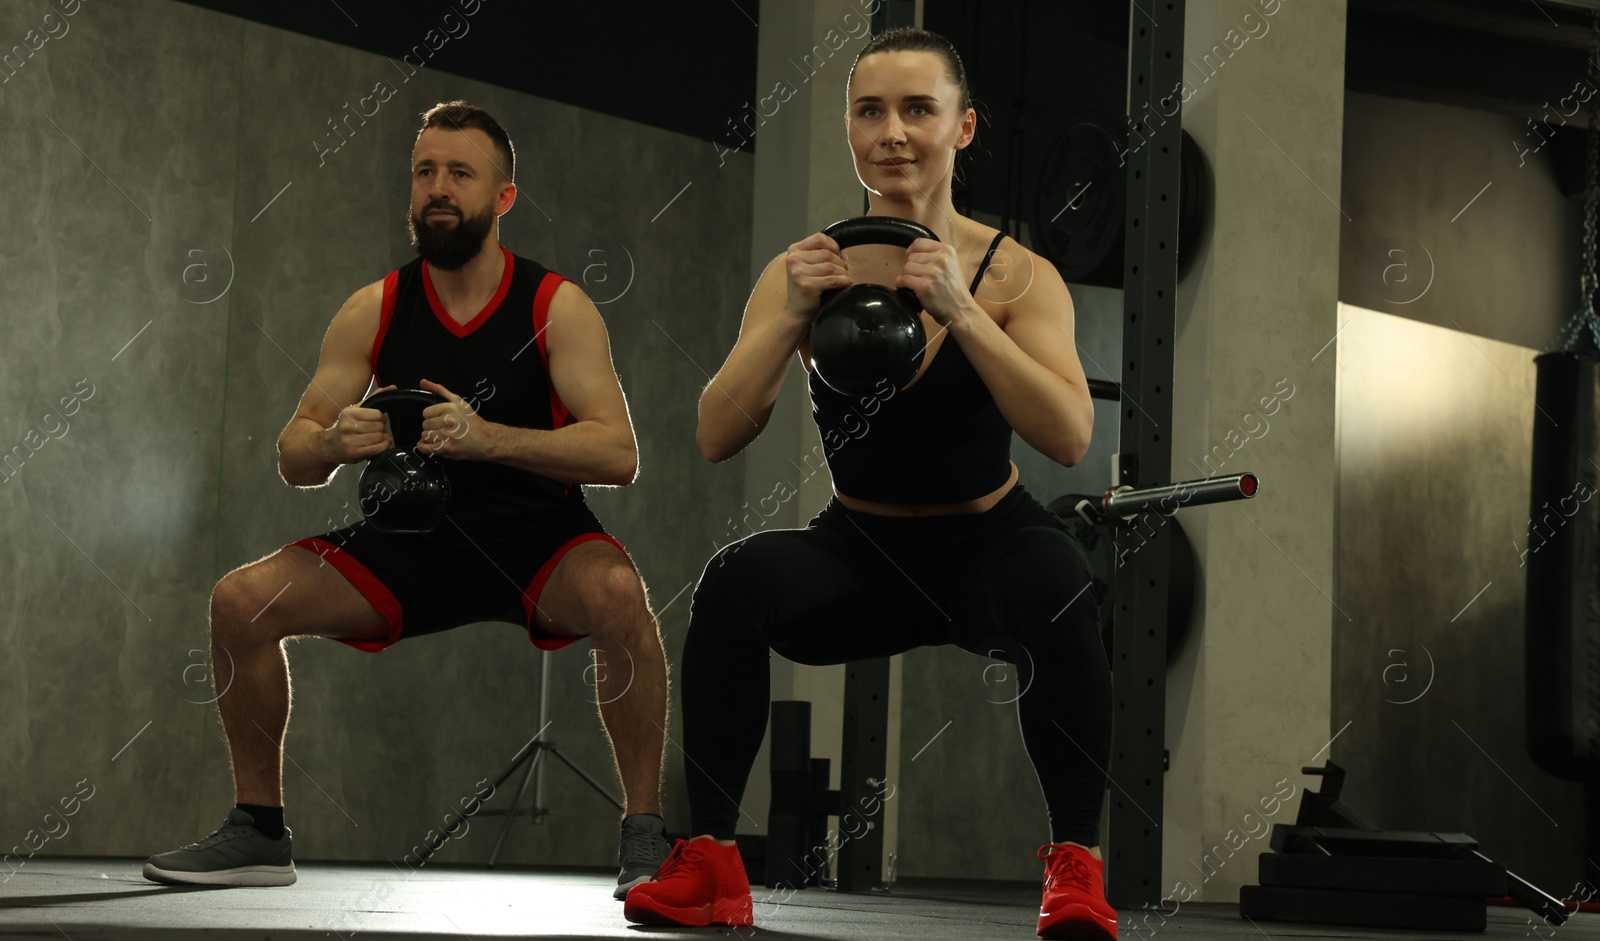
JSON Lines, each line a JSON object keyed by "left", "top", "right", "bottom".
{"left": 623, "top": 837, "right": 755, "bottom": 927}
{"left": 1036, "top": 843, "right": 1119, "bottom": 940}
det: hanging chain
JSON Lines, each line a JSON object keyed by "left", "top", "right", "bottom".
{"left": 1578, "top": 10, "right": 1600, "bottom": 349}
{"left": 1555, "top": 11, "right": 1600, "bottom": 353}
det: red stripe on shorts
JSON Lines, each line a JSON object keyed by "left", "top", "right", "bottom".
{"left": 291, "top": 536, "right": 405, "bottom": 653}
{"left": 521, "top": 532, "right": 631, "bottom": 650}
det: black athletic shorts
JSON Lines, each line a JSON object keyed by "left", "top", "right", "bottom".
{"left": 288, "top": 502, "right": 628, "bottom": 654}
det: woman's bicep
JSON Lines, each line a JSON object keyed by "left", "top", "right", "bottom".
{"left": 1003, "top": 257, "right": 1088, "bottom": 386}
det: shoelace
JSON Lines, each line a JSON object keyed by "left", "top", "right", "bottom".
{"left": 185, "top": 819, "right": 257, "bottom": 850}
{"left": 622, "top": 830, "right": 673, "bottom": 868}
{"left": 1038, "top": 845, "right": 1095, "bottom": 896}
{"left": 652, "top": 839, "right": 706, "bottom": 880}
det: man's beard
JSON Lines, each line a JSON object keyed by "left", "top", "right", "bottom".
{"left": 407, "top": 201, "right": 494, "bottom": 271}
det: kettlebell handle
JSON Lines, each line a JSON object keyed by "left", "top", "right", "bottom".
{"left": 361, "top": 388, "right": 447, "bottom": 454}
{"left": 361, "top": 388, "right": 447, "bottom": 416}
{"left": 821, "top": 216, "right": 940, "bottom": 251}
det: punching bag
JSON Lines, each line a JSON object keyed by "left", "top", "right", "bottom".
{"left": 1527, "top": 351, "right": 1600, "bottom": 780}
{"left": 1529, "top": 24, "right": 1600, "bottom": 782}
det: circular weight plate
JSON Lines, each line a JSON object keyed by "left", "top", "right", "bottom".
{"left": 1048, "top": 493, "right": 1200, "bottom": 665}
{"left": 1177, "top": 129, "right": 1210, "bottom": 279}
{"left": 1034, "top": 113, "right": 1127, "bottom": 289}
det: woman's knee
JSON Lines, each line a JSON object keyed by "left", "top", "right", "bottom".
{"left": 701, "top": 531, "right": 774, "bottom": 579}
{"left": 694, "top": 532, "right": 789, "bottom": 608}
{"left": 997, "top": 526, "right": 1090, "bottom": 576}
{"left": 687, "top": 531, "right": 813, "bottom": 654}
{"left": 963, "top": 527, "right": 1099, "bottom": 645}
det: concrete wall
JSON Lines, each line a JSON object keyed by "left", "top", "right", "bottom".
{"left": 0, "top": 0, "right": 752, "bottom": 871}
{"left": 1333, "top": 305, "right": 1583, "bottom": 893}
{"left": 1339, "top": 93, "right": 1577, "bottom": 351}
{"left": 1329, "top": 92, "right": 1589, "bottom": 891}
{"left": 1160, "top": 0, "right": 1345, "bottom": 902}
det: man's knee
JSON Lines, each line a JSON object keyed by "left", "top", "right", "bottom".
{"left": 578, "top": 554, "right": 654, "bottom": 638}
{"left": 209, "top": 565, "right": 284, "bottom": 643}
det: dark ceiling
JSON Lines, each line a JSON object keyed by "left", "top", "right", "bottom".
{"left": 177, "top": 0, "right": 762, "bottom": 147}
{"left": 1347, "top": 0, "right": 1600, "bottom": 122}
{"left": 182, "top": 0, "right": 1600, "bottom": 139}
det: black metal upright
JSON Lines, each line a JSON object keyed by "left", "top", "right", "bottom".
{"left": 834, "top": 658, "right": 891, "bottom": 890}
{"left": 1108, "top": 0, "right": 1186, "bottom": 909}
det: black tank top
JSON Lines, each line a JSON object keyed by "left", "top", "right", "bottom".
{"left": 806, "top": 232, "right": 1012, "bottom": 504}
{"left": 372, "top": 246, "right": 585, "bottom": 529}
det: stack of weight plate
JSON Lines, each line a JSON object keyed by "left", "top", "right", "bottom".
{"left": 1239, "top": 827, "right": 1506, "bottom": 932}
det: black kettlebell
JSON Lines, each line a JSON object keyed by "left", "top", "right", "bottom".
{"left": 809, "top": 216, "right": 939, "bottom": 397}
{"left": 358, "top": 388, "right": 452, "bottom": 534}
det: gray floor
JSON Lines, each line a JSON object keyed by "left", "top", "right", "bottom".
{"left": 0, "top": 859, "right": 1593, "bottom": 940}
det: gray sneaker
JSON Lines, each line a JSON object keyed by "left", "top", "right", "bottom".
{"left": 615, "top": 813, "right": 670, "bottom": 900}
{"left": 143, "top": 808, "right": 296, "bottom": 886}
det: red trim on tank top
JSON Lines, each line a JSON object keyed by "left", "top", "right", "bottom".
{"left": 370, "top": 270, "right": 400, "bottom": 380}
{"left": 421, "top": 245, "right": 516, "bottom": 338}
{"left": 533, "top": 272, "right": 572, "bottom": 431}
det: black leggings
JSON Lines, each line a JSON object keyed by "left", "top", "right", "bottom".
{"left": 681, "top": 483, "right": 1113, "bottom": 846}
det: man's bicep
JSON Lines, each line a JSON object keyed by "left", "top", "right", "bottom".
{"left": 545, "top": 281, "right": 632, "bottom": 428}
{"left": 290, "top": 282, "right": 383, "bottom": 429}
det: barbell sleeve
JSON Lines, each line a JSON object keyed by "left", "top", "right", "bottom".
{"left": 1102, "top": 472, "right": 1258, "bottom": 518}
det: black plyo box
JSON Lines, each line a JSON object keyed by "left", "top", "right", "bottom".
{"left": 1239, "top": 884, "right": 1487, "bottom": 932}
{"left": 1258, "top": 852, "right": 1506, "bottom": 895}
{"left": 1269, "top": 823, "right": 1479, "bottom": 856}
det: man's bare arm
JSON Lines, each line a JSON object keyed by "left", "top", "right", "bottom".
{"left": 473, "top": 281, "right": 638, "bottom": 486}
{"left": 276, "top": 281, "right": 390, "bottom": 487}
